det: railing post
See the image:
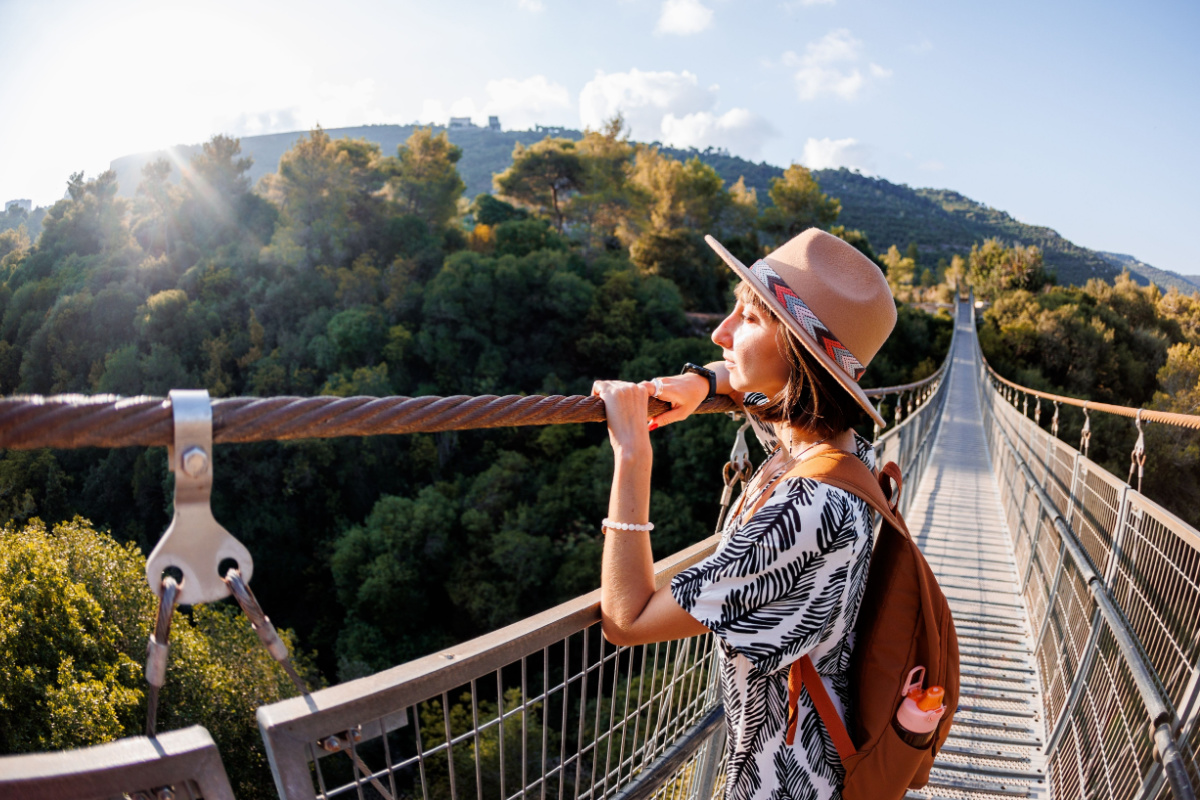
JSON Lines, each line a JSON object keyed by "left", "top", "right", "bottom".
{"left": 1033, "top": 543, "right": 1068, "bottom": 656}
{"left": 1103, "top": 485, "right": 1132, "bottom": 589}
{"left": 692, "top": 720, "right": 726, "bottom": 800}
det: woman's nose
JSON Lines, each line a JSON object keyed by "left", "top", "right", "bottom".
{"left": 712, "top": 313, "right": 735, "bottom": 348}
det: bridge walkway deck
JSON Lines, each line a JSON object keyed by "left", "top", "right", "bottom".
{"left": 902, "top": 303, "right": 1048, "bottom": 799}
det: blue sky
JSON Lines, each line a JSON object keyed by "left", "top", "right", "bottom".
{"left": 2, "top": 0, "right": 1197, "bottom": 274}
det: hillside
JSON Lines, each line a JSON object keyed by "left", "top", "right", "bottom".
{"left": 109, "top": 125, "right": 1196, "bottom": 291}
{"left": 109, "top": 124, "right": 581, "bottom": 204}
{"left": 1096, "top": 251, "right": 1199, "bottom": 294}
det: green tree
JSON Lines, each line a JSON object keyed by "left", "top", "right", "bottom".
{"left": 261, "top": 128, "right": 386, "bottom": 270}
{"left": 626, "top": 149, "right": 732, "bottom": 310}
{"left": 0, "top": 226, "right": 31, "bottom": 267}
{"left": 0, "top": 518, "right": 314, "bottom": 798}
{"left": 630, "top": 149, "right": 726, "bottom": 233}
{"left": 494, "top": 138, "right": 585, "bottom": 233}
{"left": 331, "top": 486, "right": 460, "bottom": 672}
{"left": 1144, "top": 343, "right": 1200, "bottom": 527}
{"left": 471, "top": 194, "right": 528, "bottom": 226}
{"left": 388, "top": 128, "right": 466, "bottom": 230}
{"left": 132, "top": 158, "right": 176, "bottom": 258}
{"left": 944, "top": 254, "right": 967, "bottom": 296}
{"left": 38, "top": 171, "right": 132, "bottom": 261}
{"left": 881, "top": 245, "right": 917, "bottom": 300}
{"left": 758, "top": 163, "right": 841, "bottom": 244}
{"left": 968, "top": 238, "right": 1049, "bottom": 298}
{"left": 567, "top": 116, "right": 645, "bottom": 250}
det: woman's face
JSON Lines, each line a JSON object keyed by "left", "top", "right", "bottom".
{"left": 712, "top": 292, "right": 791, "bottom": 398}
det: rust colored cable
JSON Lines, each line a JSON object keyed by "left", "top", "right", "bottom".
{"left": 983, "top": 362, "right": 1200, "bottom": 431}
{"left": 0, "top": 393, "right": 741, "bottom": 450}
{"left": 863, "top": 363, "right": 945, "bottom": 397}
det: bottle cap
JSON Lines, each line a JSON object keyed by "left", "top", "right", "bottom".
{"left": 918, "top": 686, "right": 944, "bottom": 711}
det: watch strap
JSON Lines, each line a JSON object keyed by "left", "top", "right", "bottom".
{"left": 681, "top": 363, "right": 717, "bottom": 400}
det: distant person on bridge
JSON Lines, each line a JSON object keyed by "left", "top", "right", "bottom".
{"left": 593, "top": 228, "right": 897, "bottom": 800}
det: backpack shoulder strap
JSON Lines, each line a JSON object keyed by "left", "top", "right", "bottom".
{"left": 788, "top": 447, "right": 905, "bottom": 530}
{"left": 787, "top": 655, "right": 858, "bottom": 760}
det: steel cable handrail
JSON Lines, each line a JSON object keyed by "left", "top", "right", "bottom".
{"left": 0, "top": 374, "right": 941, "bottom": 452}
{"left": 983, "top": 362, "right": 1200, "bottom": 431}
{"left": 0, "top": 393, "right": 735, "bottom": 450}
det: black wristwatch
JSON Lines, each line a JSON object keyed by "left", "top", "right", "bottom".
{"left": 681, "top": 363, "right": 717, "bottom": 400}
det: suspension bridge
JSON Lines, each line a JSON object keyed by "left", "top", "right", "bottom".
{"left": 1, "top": 299, "right": 1197, "bottom": 800}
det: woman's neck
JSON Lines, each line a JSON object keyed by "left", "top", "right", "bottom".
{"left": 773, "top": 421, "right": 857, "bottom": 459}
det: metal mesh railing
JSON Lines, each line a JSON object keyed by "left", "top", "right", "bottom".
{"left": 973, "top": 300, "right": 1199, "bottom": 800}
{"left": 257, "top": 539, "right": 724, "bottom": 800}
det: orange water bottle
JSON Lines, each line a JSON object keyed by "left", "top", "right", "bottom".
{"left": 893, "top": 666, "right": 945, "bottom": 748}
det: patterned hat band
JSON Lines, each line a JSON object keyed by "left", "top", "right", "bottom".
{"left": 748, "top": 259, "right": 867, "bottom": 383}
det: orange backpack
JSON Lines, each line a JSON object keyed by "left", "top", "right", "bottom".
{"left": 743, "top": 448, "right": 960, "bottom": 798}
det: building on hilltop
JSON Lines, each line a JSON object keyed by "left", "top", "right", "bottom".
{"left": 488, "top": 116, "right": 501, "bottom": 132}
{"left": 4, "top": 199, "right": 32, "bottom": 214}
{"left": 449, "top": 117, "right": 475, "bottom": 129}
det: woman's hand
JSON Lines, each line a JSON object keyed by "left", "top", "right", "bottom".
{"left": 638, "top": 373, "right": 710, "bottom": 431}
{"left": 592, "top": 380, "right": 653, "bottom": 456}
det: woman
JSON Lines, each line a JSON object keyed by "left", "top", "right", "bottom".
{"left": 592, "top": 228, "right": 897, "bottom": 800}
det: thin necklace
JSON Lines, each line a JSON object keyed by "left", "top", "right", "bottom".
{"left": 730, "top": 435, "right": 830, "bottom": 530}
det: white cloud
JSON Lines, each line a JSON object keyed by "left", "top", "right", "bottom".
{"left": 801, "top": 137, "right": 874, "bottom": 173}
{"left": 790, "top": 29, "right": 888, "bottom": 101}
{"left": 661, "top": 108, "right": 774, "bottom": 156}
{"left": 795, "top": 67, "right": 864, "bottom": 101}
{"left": 908, "top": 39, "right": 933, "bottom": 54}
{"left": 806, "top": 28, "right": 861, "bottom": 63}
{"left": 218, "top": 78, "right": 394, "bottom": 137}
{"left": 484, "top": 75, "right": 571, "bottom": 129}
{"left": 656, "top": 0, "right": 714, "bottom": 36}
{"left": 579, "top": 69, "right": 773, "bottom": 157}
{"left": 518, "top": 0, "right": 544, "bottom": 10}
{"left": 579, "top": 69, "right": 713, "bottom": 140}
{"left": 919, "top": 160, "right": 945, "bottom": 171}
{"left": 420, "top": 75, "right": 571, "bottom": 130}
{"left": 782, "top": 0, "right": 836, "bottom": 7}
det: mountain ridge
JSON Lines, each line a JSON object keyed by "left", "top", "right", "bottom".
{"left": 106, "top": 124, "right": 1196, "bottom": 292}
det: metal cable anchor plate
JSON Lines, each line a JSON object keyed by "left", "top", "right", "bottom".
{"left": 144, "top": 389, "right": 253, "bottom": 604}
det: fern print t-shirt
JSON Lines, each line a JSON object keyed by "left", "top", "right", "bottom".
{"left": 670, "top": 434, "right": 876, "bottom": 800}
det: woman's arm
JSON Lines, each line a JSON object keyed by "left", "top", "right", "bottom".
{"left": 593, "top": 380, "right": 711, "bottom": 646}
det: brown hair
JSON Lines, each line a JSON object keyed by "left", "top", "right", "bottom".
{"left": 734, "top": 282, "right": 865, "bottom": 439}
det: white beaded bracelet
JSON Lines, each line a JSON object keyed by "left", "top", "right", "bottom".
{"left": 602, "top": 518, "right": 655, "bottom": 532}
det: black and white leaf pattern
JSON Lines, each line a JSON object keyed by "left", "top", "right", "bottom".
{"left": 799, "top": 691, "right": 843, "bottom": 786}
{"left": 670, "top": 433, "right": 876, "bottom": 800}
{"left": 768, "top": 746, "right": 820, "bottom": 800}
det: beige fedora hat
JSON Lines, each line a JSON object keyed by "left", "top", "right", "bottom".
{"left": 705, "top": 228, "right": 897, "bottom": 428}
